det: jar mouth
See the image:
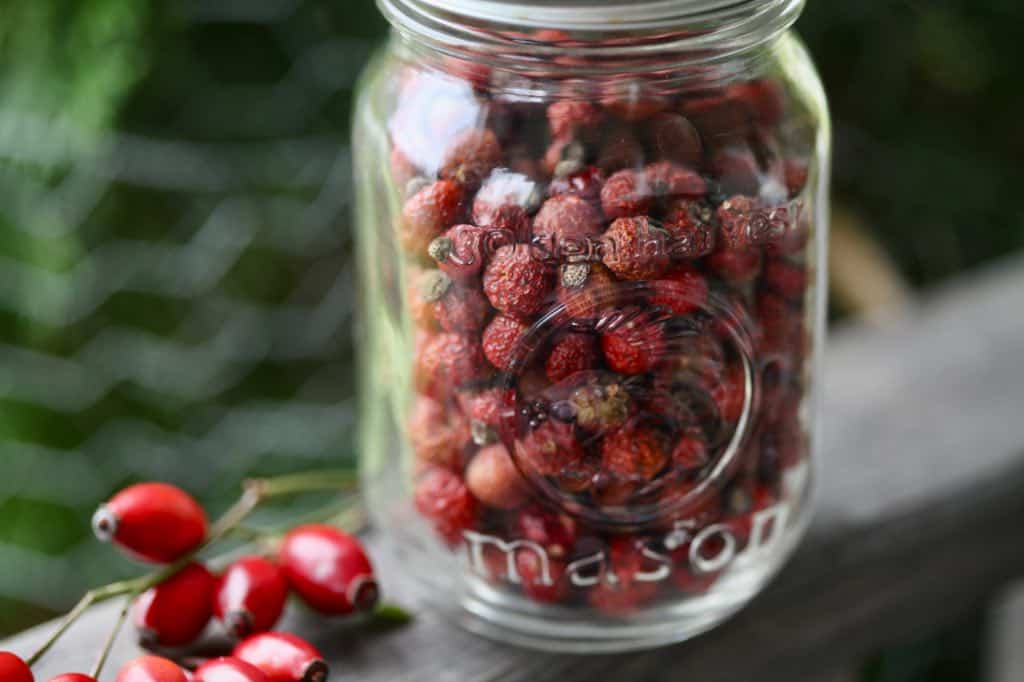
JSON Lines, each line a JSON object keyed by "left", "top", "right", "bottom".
{"left": 378, "top": 0, "right": 804, "bottom": 72}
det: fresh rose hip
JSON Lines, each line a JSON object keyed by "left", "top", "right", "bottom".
{"left": 193, "top": 658, "right": 269, "bottom": 682}
{"left": 115, "top": 656, "right": 189, "bottom": 682}
{"left": 134, "top": 562, "right": 216, "bottom": 647}
{"left": 92, "top": 482, "right": 207, "bottom": 564}
{"left": 49, "top": 676, "right": 97, "bottom": 682}
{"left": 0, "top": 652, "right": 32, "bottom": 682}
{"left": 280, "top": 525, "right": 379, "bottom": 616}
{"left": 232, "top": 632, "right": 328, "bottom": 682}
{"left": 483, "top": 244, "right": 555, "bottom": 318}
{"left": 414, "top": 467, "right": 480, "bottom": 546}
{"left": 214, "top": 557, "right": 289, "bottom": 638}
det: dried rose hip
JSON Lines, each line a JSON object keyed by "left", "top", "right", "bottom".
{"left": 415, "top": 467, "right": 480, "bottom": 546}
{"left": 645, "top": 161, "right": 707, "bottom": 202}
{"left": 515, "top": 419, "right": 585, "bottom": 478}
{"left": 547, "top": 165, "right": 605, "bottom": 204}
{"left": 727, "top": 78, "right": 785, "bottom": 127}
{"left": 483, "top": 244, "right": 555, "bottom": 318}
{"left": 516, "top": 550, "right": 569, "bottom": 604}
{"left": 557, "top": 262, "right": 619, "bottom": 319}
{"left": 415, "top": 332, "right": 488, "bottom": 398}
{"left": 401, "top": 179, "right": 464, "bottom": 255}
{"left": 762, "top": 259, "right": 808, "bottom": 300}
{"left": 601, "top": 421, "right": 670, "bottom": 482}
{"left": 466, "top": 442, "right": 529, "bottom": 510}
{"left": 711, "top": 147, "right": 762, "bottom": 197}
{"left": 532, "top": 194, "right": 603, "bottom": 251}
{"left": 602, "top": 216, "right": 671, "bottom": 281}
{"left": 428, "top": 224, "right": 489, "bottom": 280}
{"left": 649, "top": 265, "right": 709, "bottom": 317}
{"left": 545, "top": 333, "right": 600, "bottom": 384}
{"left": 547, "top": 100, "right": 604, "bottom": 138}
{"left": 588, "top": 537, "right": 660, "bottom": 615}
{"left": 481, "top": 314, "right": 530, "bottom": 372}
{"left": 646, "top": 112, "right": 703, "bottom": 167}
{"left": 707, "top": 247, "right": 763, "bottom": 284}
{"left": 680, "top": 92, "right": 753, "bottom": 143}
{"left": 596, "top": 125, "right": 645, "bottom": 172}
{"left": 600, "top": 169, "right": 654, "bottom": 220}
{"left": 432, "top": 277, "right": 491, "bottom": 334}
{"left": 408, "top": 395, "right": 470, "bottom": 469}
{"left": 439, "top": 128, "right": 502, "bottom": 187}
{"left": 515, "top": 506, "right": 578, "bottom": 559}
{"left": 601, "top": 309, "right": 665, "bottom": 374}
{"left": 663, "top": 197, "right": 717, "bottom": 258}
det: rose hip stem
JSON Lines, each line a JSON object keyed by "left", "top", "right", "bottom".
{"left": 25, "top": 470, "right": 359, "bottom": 670}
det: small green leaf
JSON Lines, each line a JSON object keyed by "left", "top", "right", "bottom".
{"left": 372, "top": 602, "right": 414, "bottom": 626}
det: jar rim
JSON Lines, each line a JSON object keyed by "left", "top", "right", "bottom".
{"left": 405, "top": 0, "right": 793, "bottom": 31}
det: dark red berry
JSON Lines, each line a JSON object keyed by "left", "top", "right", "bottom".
{"left": 439, "top": 128, "right": 502, "bottom": 187}
{"left": 547, "top": 165, "right": 605, "bottom": 204}
{"left": 93, "top": 483, "right": 208, "bottom": 564}
{"left": 483, "top": 244, "right": 555, "bottom": 318}
{"left": 645, "top": 161, "right": 707, "bottom": 201}
{"left": 545, "top": 334, "right": 599, "bottom": 384}
{"left": 710, "top": 363, "right": 746, "bottom": 423}
{"left": 532, "top": 194, "right": 603, "bottom": 252}
{"left": 516, "top": 550, "right": 568, "bottom": 604}
{"left": 434, "top": 279, "right": 491, "bottom": 334}
{"left": 457, "top": 386, "right": 515, "bottom": 444}
{"left": 663, "top": 198, "right": 717, "bottom": 259}
{"left": 762, "top": 259, "right": 808, "bottom": 300}
{"left": 646, "top": 112, "right": 702, "bottom": 167}
{"left": 428, "top": 224, "right": 489, "bottom": 280}
{"left": 515, "top": 506, "right": 578, "bottom": 559}
{"left": 481, "top": 314, "right": 530, "bottom": 372}
{"left": 514, "top": 420, "right": 585, "bottom": 478}
{"left": 711, "top": 147, "right": 761, "bottom": 197}
{"left": 601, "top": 422, "right": 669, "bottom": 482}
{"left": 133, "top": 562, "right": 215, "bottom": 647}
{"left": 601, "top": 91, "right": 670, "bottom": 121}
{"left": 214, "top": 557, "right": 288, "bottom": 639}
{"left": 716, "top": 194, "right": 762, "bottom": 250}
{"left": 0, "top": 653, "right": 32, "bottom": 682}
{"left": 115, "top": 656, "right": 189, "bottom": 682}
{"left": 600, "top": 169, "right": 654, "bottom": 220}
{"left": 680, "top": 93, "right": 753, "bottom": 142}
{"left": 649, "top": 265, "right": 709, "bottom": 317}
{"left": 596, "top": 125, "right": 644, "bottom": 172}
{"left": 784, "top": 158, "right": 809, "bottom": 198}
{"left": 707, "top": 248, "right": 762, "bottom": 284}
{"left": 547, "top": 100, "right": 604, "bottom": 138}
{"left": 414, "top": 332, "right": 488, "bottom": 398}
{"left": 466, "top": 443, "right": 529, "bottom": 510}
{"left": 193, "top": 658, "right": 268, "bottom": 682}
{"left": 726, "top": 78, "right": 785, "bottom": 127}
{"left": 408, "top": 395, "right": 470, "bottom": 469}
{"left": 602, "top": 217, "right": 671, "bottom": 281}
{"left": 280, "top": 525, "right": 378, "bottom": 616}
{"left": 415, "top": 467, "right": 480, "bottom": 546}
{"left": 588, "top": 537, "right": 660, "bottom": 615}
{"left": 672, "top": 434, "right": 709, "bottom": 471}
{"left": 400, "top": 179, "right": 464, "bottom": 256}
{"left": 232, "top": 633, "right": 328, "bottom": 682}
{"left": 601, "top": 310, "right": 665, "bottom": 374}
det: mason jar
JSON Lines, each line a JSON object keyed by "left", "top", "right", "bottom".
{"left": 353, "top": 0, "right": 829, "bottom": 652}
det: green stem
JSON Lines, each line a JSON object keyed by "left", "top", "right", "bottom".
{"left": 25, "top": 468, "right": 359, "bottom": 668}
{"left": 90, "top": 593, "right": 136, "bottom": 678}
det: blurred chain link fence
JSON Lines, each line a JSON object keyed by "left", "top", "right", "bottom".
{"left": 0, "top": 0, "right": 384, "bottom": 633}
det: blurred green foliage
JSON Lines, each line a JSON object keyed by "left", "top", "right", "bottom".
{"left": 0, "top": 2, "right": 1019, "bottom": 680}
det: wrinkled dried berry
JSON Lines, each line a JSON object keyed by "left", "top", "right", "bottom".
{"left": 401, "top": 180, "right": 464, "bottom": 256}
{"left": 602, "top": 216, "right": 671, "bottom": 281}
{"left": 408, "top": 395, "right": 471, "bottom": 470}
{"left": 545, "top": 334, "right": 600, "bottom": 384}
{"left": 466, "top": 443, "right": 529, "bottom": 510}
{"left": 483, "top": 244, "right": 555, "bottom": 318}
{"left": 646, "top": 112, "right": 703, "bottom": 167}
{"left": 532, "top": 194, "right": 603, "bottom": 251}
{"left": 515, "top": 420, "right": 585, "bottom": 478}
{"left": 601, "top": 421, "right": 669, "bottom": 482}
{"left": 415, "top": 332, "right": 488, "bottom": 398}
{"left": 547, "top": 100, "right": 604, "bottom": 138}
{"left": 481, "top": 314, "right": 531, "bottom": 372}
{"left": 415, "top": 467, "right": 480, "bottom": 547}
{"left": 663, "top": 198, "right": 717, "bottom": 259}
{"left": 601, "top": 309, "right": 665, "bottom": 374}
{"left": 600, "top": 169, "right": 654, "bottom": 220}
{"left": 439, "top": 128, "right": 502, "bottom": 186}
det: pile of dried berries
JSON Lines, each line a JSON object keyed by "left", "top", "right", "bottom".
{"left": 393, "top": 63, "right": 814, "bottom": 615}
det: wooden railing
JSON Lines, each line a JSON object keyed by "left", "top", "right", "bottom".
{"left": 6, "top": 256, "right": 1024, "bottom": 681}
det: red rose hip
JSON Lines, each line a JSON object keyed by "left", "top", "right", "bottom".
{"left": 232, "top": 633, "right": 327, "bottom": 682}
{"left": 215, "top": 557, "right": 289, "bottom": 638}
{"left": 49, "top": 676, "right": 97, "bottom": 682}
{"left": 193, "top": 658, "right": 269, "bottom": 682}
{"left": 0, "top": 652, "right": 32, "bottom": 682}
{"left": 280, "top": 525, "right": 379, "bottom": 615}
{"left": 414, "top": 467, "right": 480, "bottom": 546}
{"left": 133, "top": 562, "right": 216, "bottom": 647}
{"left": 115, "top": 656, "right": 189, "bottom": 682}
{"left": 93, "top": 482, "right": 208, "bottom": 564}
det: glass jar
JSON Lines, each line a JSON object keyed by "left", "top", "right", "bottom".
{"left": 354, "top": 0, "right": 828, "bottom": 652}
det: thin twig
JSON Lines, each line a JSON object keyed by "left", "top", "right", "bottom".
{"left": 91, "top": 594, "right": 136, "bottom": 678}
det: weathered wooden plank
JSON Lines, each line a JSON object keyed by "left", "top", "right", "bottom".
{"left": 6, "top": 255, "right": 1024, "bottom": 681}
